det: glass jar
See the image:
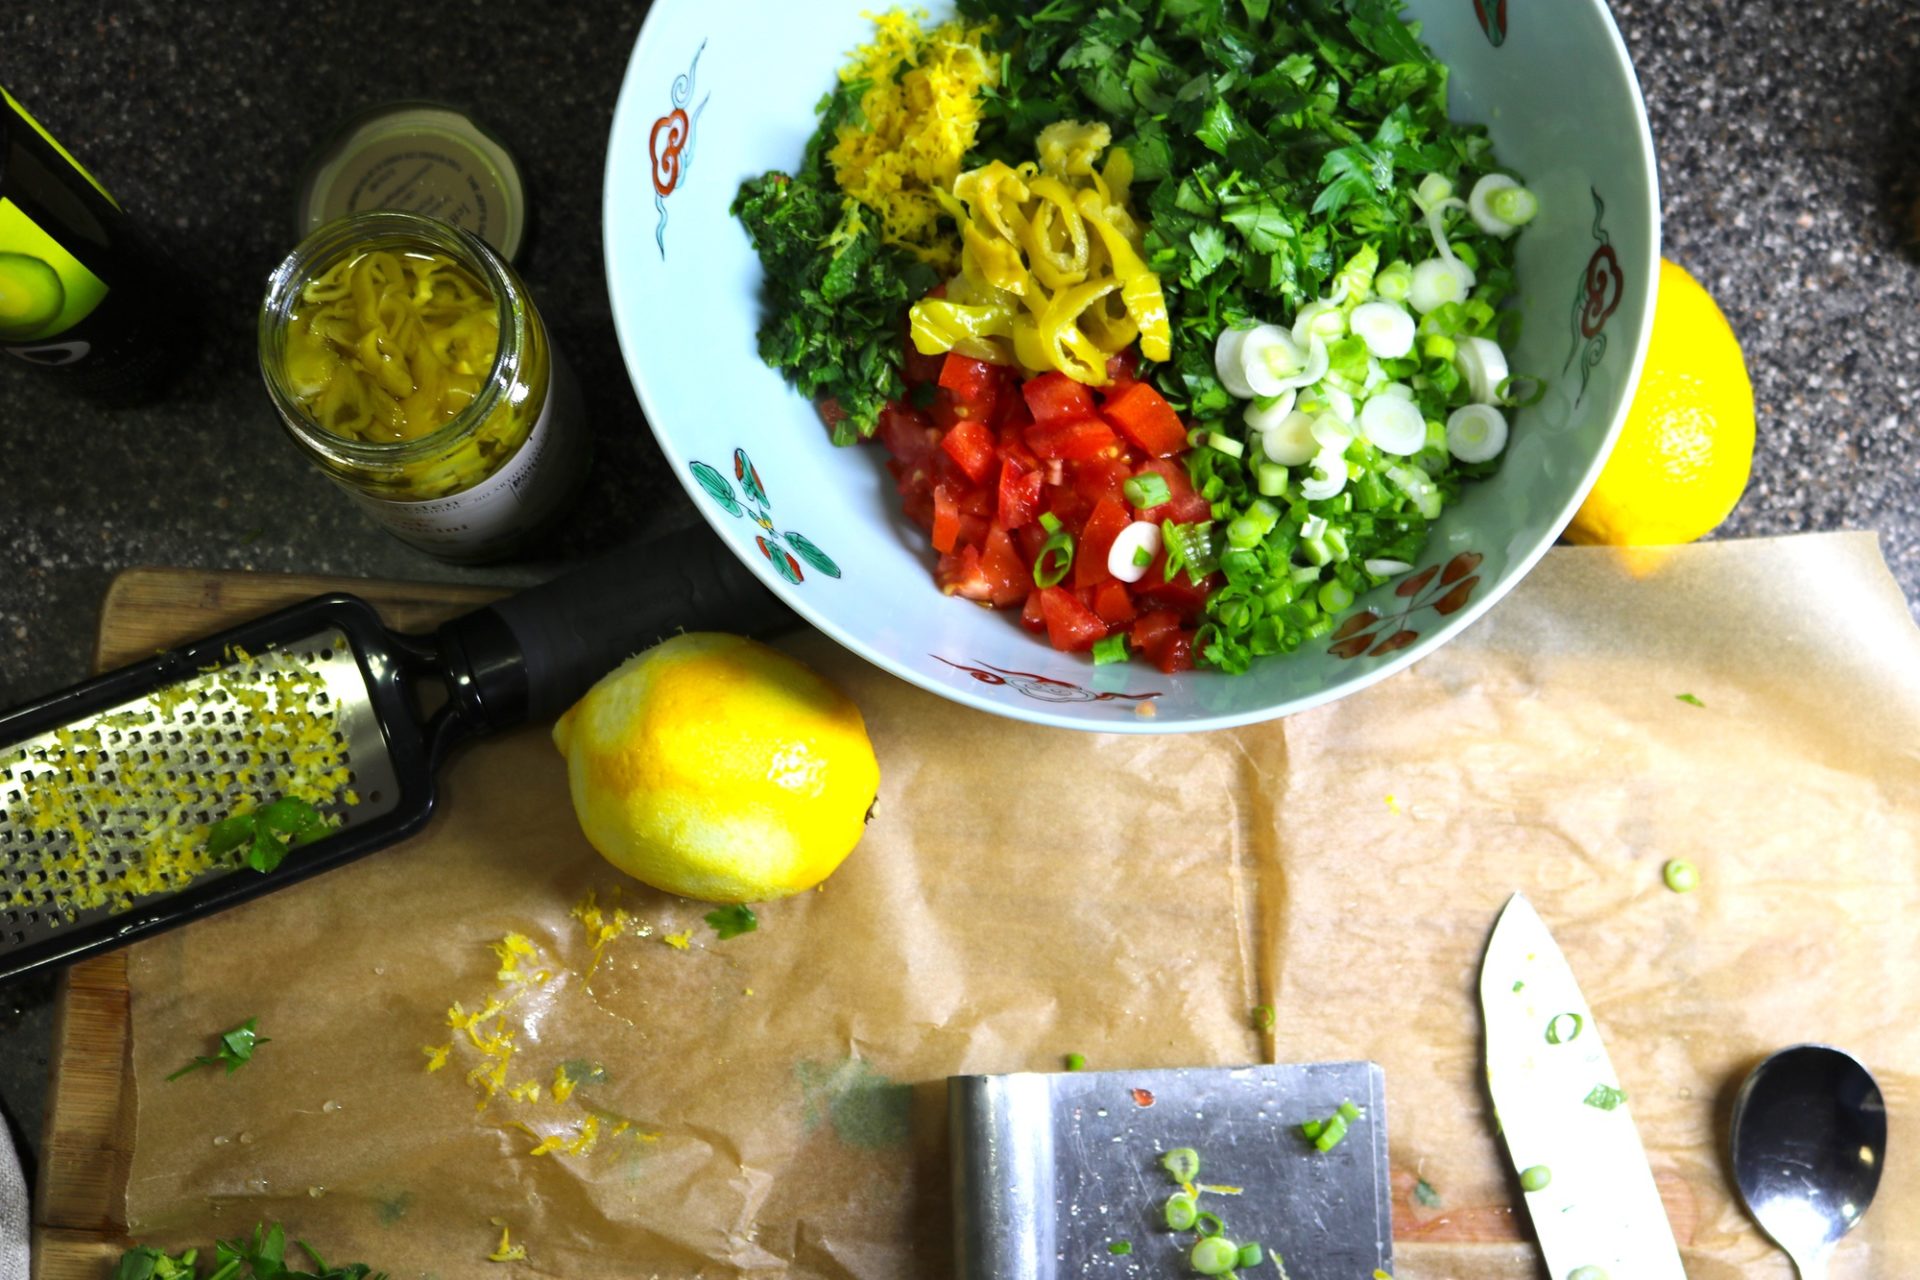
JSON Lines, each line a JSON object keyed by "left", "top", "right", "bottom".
{"left": 258, "top": 210, "right": 590, "bottom": 563}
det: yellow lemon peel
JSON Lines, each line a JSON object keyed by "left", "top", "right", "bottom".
{"left": 826, "top": 10, "right": 1000, "bottom": 273}
{"left": 486, "top": 1220, "right": 526, "bottom": 1263}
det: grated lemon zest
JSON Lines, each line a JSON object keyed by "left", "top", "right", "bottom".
{"left": 825, "top": 10, "right": 1000, "bottom": 273}
{"left": 662, "top": 930, "right": 692, "bottom": 950}
{"left": 423, "top": 1044, "right": 450, "bottom": 1072}
{"left": 1, "top": 643, "right": 355, "bottom": 920}
{"left": 486, "top": 1221, "right": 527, "bottom": 1263}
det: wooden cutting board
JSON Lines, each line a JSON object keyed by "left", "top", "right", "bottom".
{"left": 31, "top": 568, "right": 503, "bottom": 1280}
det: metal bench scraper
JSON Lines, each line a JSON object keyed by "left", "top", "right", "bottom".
{"left": 950, "top": 1061, "right": 1392, "bottom": 1280}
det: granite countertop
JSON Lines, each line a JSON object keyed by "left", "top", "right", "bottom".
{"left": 1, "top": 0, "right": 1915, "bottom": 1194}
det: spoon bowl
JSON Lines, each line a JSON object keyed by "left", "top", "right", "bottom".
{"left": 1730, "top": 1044, "right": 1886, "bottom": 1280}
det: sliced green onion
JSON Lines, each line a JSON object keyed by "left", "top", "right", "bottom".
{"left": 1488, "top": 185, "right": 1539, "bottom": 227}
{"left": 1415, "top": 172, "right": 1453, "bottom": 209}
{"left": 1545, "top": 1012, "right": 1584, "bottom": 1045}
{"left": 1255, "top": 462, "right": 1288, "bottom": 497}
{"left": 1205, "top": 430, "right": 1246, "bottom": 459}
{"left": 1092, "top": 634, "right": 1128, "bottom": 666}
{"left": 1323, "top": 526, "right": 1350, "bottom": 563}
{"left": 1251, "top": 1004, "right": 1276, "bottom": 1031}
{"left": 1317, "top": 580, "right": 1354, "bottom": 613}
{"left": 1337, "top": 1100, "right": 1362, "bottom": 1123}
{"left": 1190, "top": 1236, "right": 1239, "bottom": 1276}
{"left": 1313, "top": 1113, "right": 1349, "bottom": 1152}
{"left": 1235, "top": 1242, "right": 1265, "bottom": 1268}
{"left": 1131, "top": 544, "right": 1153, "bottom": 568}
{"left": 1375, "top": 259, "right": 1413, "bottom": 302}
{"left": 1300, "top": 1119, "right": 1323, "bottom": 1140}
{"left": 1034, "top": 531, "right": 1075, "bottom": 587}
{"left": 1519, "top": 1164, "right": 1552, "bottom": 1192}
{"left": 1164, "top": 1192, "right": 1199, "bottom": 1231}
{"left": 1123, "top": 472, "right": 1172, "bottom": 509}
{"left": 1039, "top": 512, "right": 1062, "bottom": 534}
{"left": 1194, "top": 1211, "right": 1226, "bottom": 1238}
{"left": 1160, "top": 1147, "right": 1201, "bottom": 1183}
{"left": 1289, "top": 564, "right": 1321, "bottom": 586}
{"left": 1107, "top": 1241, "right": 1132, "bottom": 1256}
{"left": 1421, "top": 333, "right": 1457, "bottom": 362}
{"left": 1663, "top": 859, "right": 1699, "bottom": 893}
{"left": 1065, "top": 1052, "right": 1086, "bottom": 1071}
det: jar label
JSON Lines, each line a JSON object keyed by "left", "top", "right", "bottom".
{"left": 342, "top": 366, "right": 584, "bottom": 558}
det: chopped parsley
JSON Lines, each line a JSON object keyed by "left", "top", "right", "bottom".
{"left": 704, "top": 904, "right": 760, "bottom": 940}
{"left": 1583, "top": 1083, "right": 1629, "bottom": 1111}
{"left": 207, "top": 796, "right": 327, "bottom": 874}
{"left": 732, "top": 74, "right": 940, "bottom": 445}
{"left": 166, "top": 1017, "right": 269, "bottom": 1081}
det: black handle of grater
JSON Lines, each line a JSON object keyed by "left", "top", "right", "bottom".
{"left": 437, "top": 524, "right": 796, "bottom": 730}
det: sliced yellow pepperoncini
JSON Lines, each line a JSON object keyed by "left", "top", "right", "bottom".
{"left": 908, "top": 119, "right": 1171, "bottom": 385}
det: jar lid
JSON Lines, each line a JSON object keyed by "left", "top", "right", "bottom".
{"left": 294, "top": 102, "right": 527, "bottom": 261}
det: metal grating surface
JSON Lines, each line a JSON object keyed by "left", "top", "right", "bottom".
{"left": 0, "top": 629, "right": 400, "bottom": 953}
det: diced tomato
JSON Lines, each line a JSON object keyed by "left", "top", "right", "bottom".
{"left": 977, "top": 526, "right": 1030, "bottom": 607}
{"left": 940, "top": 419, "right": 997, "bottom": 487}
{"left": 1102, "top": 381, "right": 1189, "bottom": 458}
{"left": 1020, "top": 589, "right": 1047, "bottom": 634}
{"left": 995, "top": 387, "right": 1035, "bottom": 435}
{"left": 935, "top": 545, "right": 978, "bottom": 595}
{"left": 898, "top": 484, "right": 934, "bottom": 531}
{"left": 1153, "top": 631, "right": 1196, "bottom": 673}
{"left": 938, "top": 354, "right": 1003, "bottom": 420}
{"left": 1022, "top": 371, "right": 1097, "bottom": 427}
{"left": 1104, "top": 348, "right": 1140, "bottom": 386}
{"left": 1133, "top": 562, "right": 1220, "bottom": 620}
{"left": 1071, "top": 457, "right": 1132, "bottom": 509}
{"left": 1132, "top": 457, "right": 1213, "bottom": 524}
{"left": 903, "top": 341, "right": 946, "bottom": 388}
{"left": 1092, "top": 580, "right": 1137, "bottom": 626}
{"left": 1026, "top": 416, "right": 1121, "bottom": 462}
{"left": 938, "top": 527, "right": 1029, "bottom": 607}
{"left": 996, "top": 457, "right": 1044, "bottom": 529}
{"left": 1036, "top": 586, "right": 1109, "bottom": 652}
{"left": 1130, "top": 608, "right": 1182, "bottom": 652}
{"left": 818, "top": 397, "right": 850, "bottom": 438}
{"left": 878, "top": 404, "right": 937, "bottom": 471}
{"left": 1042, "top": 484, "right": 1091, "bottom": 531}
{"left": 1016, "top": 520, "right": 1049, "bottom": 565}
{"left": 1075, "top": 496, "right": 1132, "bottom": 589}
{"left": 931, "top": 484, "right": 962, "bottom": 554}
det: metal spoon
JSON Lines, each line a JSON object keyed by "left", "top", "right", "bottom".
{"left": 1730, "top": 1044, "right": 1886, "bottom": 1280}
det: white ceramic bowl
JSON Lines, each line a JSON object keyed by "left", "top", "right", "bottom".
{"left": 603, "top": 1, "right": 1658, "bottom": 732}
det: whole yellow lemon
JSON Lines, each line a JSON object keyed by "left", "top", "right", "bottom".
{"left": 1565, "top": 258, "right": 1755, "bottom": 546}
{"left": 552, "top": 633, "right": 879, "bottom": 903}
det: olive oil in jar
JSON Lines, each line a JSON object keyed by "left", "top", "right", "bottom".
{"left": 259, "top": 211, "right": 589, "bottom": 562}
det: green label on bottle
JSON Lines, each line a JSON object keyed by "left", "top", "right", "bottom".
{"left": 1, "top": 86, "right": 120, "bottom": 209}
{"left": 0, "top": 196, "right": 108, "bottom": 343}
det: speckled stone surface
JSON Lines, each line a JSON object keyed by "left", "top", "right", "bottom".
{"left": 0, "top": 0, "right": 1915, "bottom": 1181}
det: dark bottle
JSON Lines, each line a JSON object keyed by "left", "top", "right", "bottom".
{"left": 0, "top": 86, "right": 194, "bottom": 405}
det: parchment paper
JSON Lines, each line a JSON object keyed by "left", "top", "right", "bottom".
{"left": 125, "top": 532, "right": 1920, "bottom": 1279}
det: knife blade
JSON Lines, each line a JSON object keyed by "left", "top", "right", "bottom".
{"left": 1480, "top": 893, "right": 1687, "bottom": 1279}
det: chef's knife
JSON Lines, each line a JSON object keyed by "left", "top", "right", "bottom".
{"left": 1480, "top": 892, "right": 1687, "bottom": 1279}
